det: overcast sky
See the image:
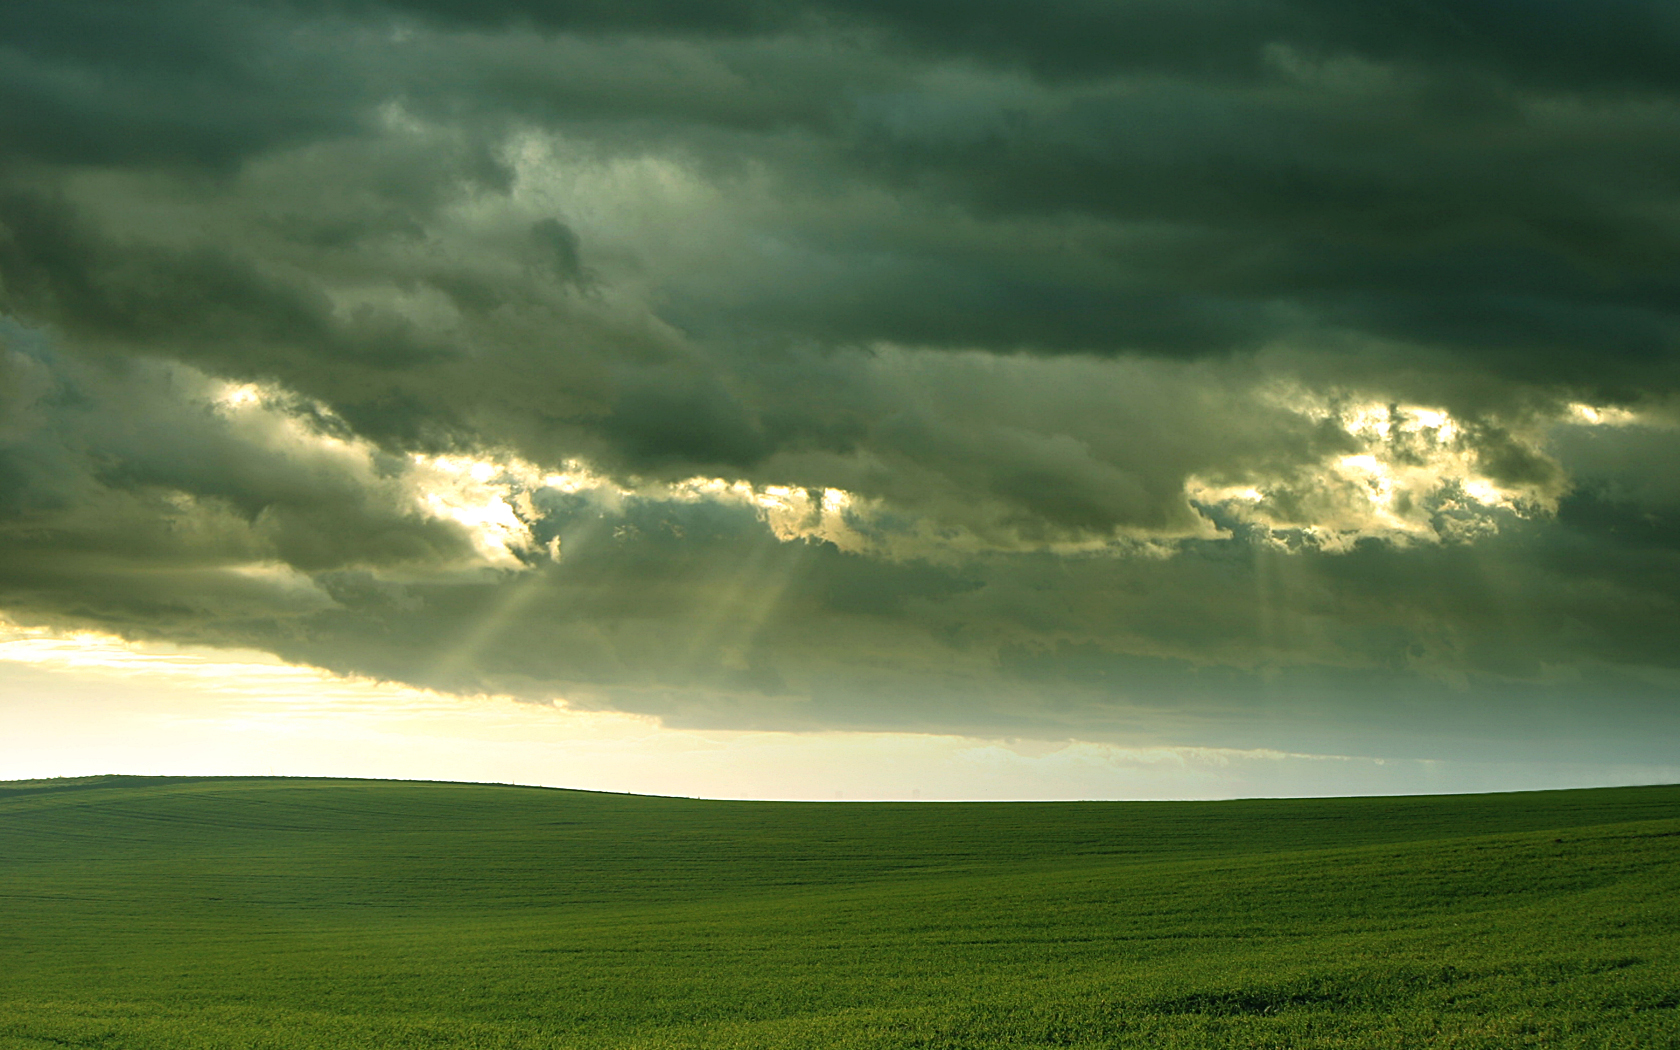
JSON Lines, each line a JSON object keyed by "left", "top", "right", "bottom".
{"left": 3, "top": 0, "right": 1679, "bottom": 796}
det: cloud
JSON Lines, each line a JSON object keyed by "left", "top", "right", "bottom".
{"left": 1, "top": 0, "right": 1677, "bottom": 768}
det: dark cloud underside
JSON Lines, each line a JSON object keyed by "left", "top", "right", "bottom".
{"left": 0, "top": 0, "right": 1677, "bottom": 762}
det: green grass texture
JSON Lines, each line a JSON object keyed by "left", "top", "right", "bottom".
{"left": 2, "top": 776, "right": 1677, "bottom": 1048}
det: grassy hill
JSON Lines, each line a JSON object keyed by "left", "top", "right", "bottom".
{"left": 2, "top": 777, "right": 1677, "bottom": 1048}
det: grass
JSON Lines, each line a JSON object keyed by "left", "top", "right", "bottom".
{"left": 1, "top": 777, "right": 1677, "bottom": 1048}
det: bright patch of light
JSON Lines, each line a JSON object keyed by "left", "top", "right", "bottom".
{"left": 403, "top": 447, "right": 882, "bottom": 564}
{"left": 1567, "top": 402, "right": 1641, "bottom": 427}
{"left": 209, "top": 377, "right": 549, "bottom": 575}
{"left": 1462, "top": 478, "right": 1504, "bottom": 504}
{"left": 542, "top": 460, "right": 616, "bottom": 494}
{"left": 1341, "top": 404, "right": 1393, "bottom": 440}
{"left": 200, "top": 371, "right": 1574, "bottom": 567}
{"left": 408, "top": 453, "right": 541, "bottom": 569}
{"left": 1188, "top": 395, "right": 1556, "bottom": 548}
{"left": 216, "top": 382, "right": 263, "bottom": 408}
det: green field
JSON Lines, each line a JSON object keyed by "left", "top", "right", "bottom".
{"left": 2, "top": 777, "right": 1677, "bottom": 1048}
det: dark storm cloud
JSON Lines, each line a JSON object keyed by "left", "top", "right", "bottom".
{"left": 0, "top": 1, "right": 380, "bottom": 169}
{"left": 4, "top": 305, "right": 1679, "bottom": 758}
{"left": 311, "top": 0, "right": 1680, "bottom": 94}
{"left": 5, "top": 1, "right": 1678, "bottom": 380}
{"left": 0, "top": 325, "right": 488, "bottom": 631}
{"left": 1, "top": 0, "right": 1678, "bottom": 758}
{"left": 189, "top": 481, "right": 1680, "bottom": 766}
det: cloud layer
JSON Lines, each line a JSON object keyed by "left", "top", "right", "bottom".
{"left": 2, "top": 0, "right": 1678, "bottom": 768}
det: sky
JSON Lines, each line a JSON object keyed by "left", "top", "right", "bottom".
{"left": 2, "top": 0, "right": 1678, "bottom": 799}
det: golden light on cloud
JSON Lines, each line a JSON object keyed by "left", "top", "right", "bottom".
{"left": 1186, "top": 395, "right": 1563, "bottom": 548}
{"left": 200, "top": 370, "right": 1612, "bottom": 571}
{"left": 408, "top": 453, "right": 547, "bottom": 569}
{"left": 1566, "top": 402, "right": 1644, "bottom": 427}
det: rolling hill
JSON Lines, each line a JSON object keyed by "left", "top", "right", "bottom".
{"left": 2, "top": 776, "right": 1677, "bottom": 1048}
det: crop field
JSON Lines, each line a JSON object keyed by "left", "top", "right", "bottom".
{"left": 1, "top": 777, "right": 1677, "bottom": 1048}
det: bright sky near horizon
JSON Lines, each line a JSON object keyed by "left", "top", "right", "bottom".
{"left": 4, "top": 621, "right": 1675, "bottom": 800}
{"left": 3, "top": 0, "right": 1679, "bottom": 797}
